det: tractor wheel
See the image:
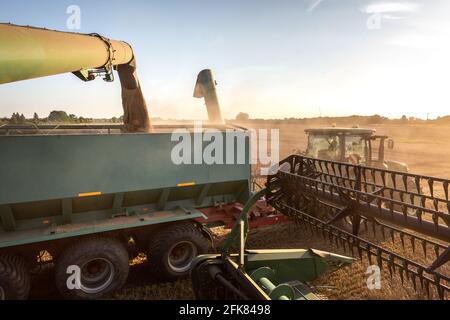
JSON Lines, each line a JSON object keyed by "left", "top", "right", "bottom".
{"left": 147, "top": 222, "right": 211, "bottom": 280}
{"left": 0, "top": 254, "right": 30, "bottom": 300}
{"left": 55, "top": 237, "right": 129, "bottom": 300}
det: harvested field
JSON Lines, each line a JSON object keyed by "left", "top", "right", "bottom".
{"left": 236, "top": 122, "right": 450, "bottom": 179}
{"left": 111, "top": 122, "right": 450, "bottom": 300}
{"left": 112, "top": 223, "right": 447, "bottom": 300}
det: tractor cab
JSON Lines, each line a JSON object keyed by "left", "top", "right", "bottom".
{"left": 305, "top": 127, "right": 395, "bottom": 168}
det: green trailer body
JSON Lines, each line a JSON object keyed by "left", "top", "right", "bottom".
{"left": 0, "top": 130, "right": 251, "bottom": 249}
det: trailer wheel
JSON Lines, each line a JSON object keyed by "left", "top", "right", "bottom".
{"left": 147, "top": 223, "right": 211, "bottom": 280}
{"left": 55, "top": 238, "right": 129, "bottom": 300}
{"left": 0, "top": 255, "right": 30, "bottom": 300}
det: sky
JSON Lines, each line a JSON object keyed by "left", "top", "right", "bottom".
{"left": 1, "top": 0, "right": 449, "bottom": 120}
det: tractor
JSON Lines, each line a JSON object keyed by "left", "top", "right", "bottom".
{"left": 303, "top": 127, "right": 408, "bottom": 172}
{"left": 303, "top": 127, "right": 422, "bottom": 217}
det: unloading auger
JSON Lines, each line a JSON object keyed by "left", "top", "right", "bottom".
{"left": 0, "top": 23, "right": 151, "bottom": 132}
{"left": 266, "top": 155, "right": 450, "bottom": 299}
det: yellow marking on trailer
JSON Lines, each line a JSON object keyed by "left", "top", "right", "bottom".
{"left": 177, "top": 182, "right": 196, "bottom": 187}
{"left": 78, "top": 192, "right": 102, "bottom": 197}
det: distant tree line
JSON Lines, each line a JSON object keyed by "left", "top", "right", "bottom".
{"left": 2, "top": 111, "right": 449, "bottom": 126}
{"left": 233, "top": 113, "right": 450, "bottom": 125}
{"left": 0, "top": 111, "right": 124, "bottom": 125}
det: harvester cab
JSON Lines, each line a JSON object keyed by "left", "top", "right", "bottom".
{"left": 304, "top": 127, "right": 407, "bottom": 172}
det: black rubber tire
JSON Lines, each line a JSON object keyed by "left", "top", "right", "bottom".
{"left": 147, "top": 223, "right": 211, "bottom": 281}
{"left": 0, "top": 254, "right": 30, "bottom": 300}
{"left": 55, "top": 237, "right": 129, "bottom": 300}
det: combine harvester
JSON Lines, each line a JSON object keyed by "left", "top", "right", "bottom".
{"left": 0, "top": 24, "right": 348, "bottom": 300}
{"left": 192, "top": 155, "right": 450, "bottom": 300}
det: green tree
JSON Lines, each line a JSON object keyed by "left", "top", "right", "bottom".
{"left": 401, "top": 115, "right": 408, "bottom": 123}
{"left": 236, "top": 112, "right": 250, "bottom": 121}
{"left": 9, "top": 112, "right": 19, "bottom": 124}
{"left": 18, "top": 114, "right": 26, "bottom": 124}
{"left": 368, "top": 114, "right": 386, "bottom": 124}
{"left": 48, "top": 110, "right": 70, "bottom": 122}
